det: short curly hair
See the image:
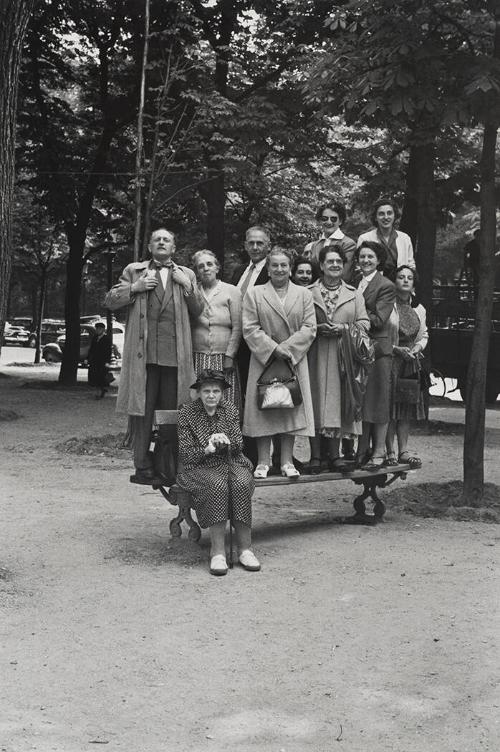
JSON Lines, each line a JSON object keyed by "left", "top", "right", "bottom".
{"left": 356, "top": 240, "right": 387, "bottom": 267}
{"left": 318, "top": 244, "right": 347, "bottom": 265}
{"left": 315, "top": 201, "right": 347, "bottom": 225}
{"left": 370, "top": 198, "right": 400, "bottom": 228}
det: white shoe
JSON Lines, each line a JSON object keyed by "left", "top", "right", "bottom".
{"left": 209, "top": 554, "right": 228, "bottom": 576}
{"left": 238, "top": 549, "right": 261, "bottom": 571}
{"left": 254, "top": 463, "right": 269, "bottom": 479}
{"left": 281, "top": 463, "right": 300, "bottom": 478}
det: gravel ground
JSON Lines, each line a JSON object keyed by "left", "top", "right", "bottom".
{"left": 1, "top": 364, "right": 499, "bottom": 752}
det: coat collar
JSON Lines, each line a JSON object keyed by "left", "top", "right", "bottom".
{"left": 261, "top": 281, "right": 301, "bottom": 327}
{"left": 364, "top": 271, "right": 383, "bottom": 295}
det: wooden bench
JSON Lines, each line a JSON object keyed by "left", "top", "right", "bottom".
{"left": 130, "top": 409, "right": 412, "bottom": 540}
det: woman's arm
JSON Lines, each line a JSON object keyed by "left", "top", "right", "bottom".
{"left": 368, "top": 281, "right": 396, "bottom": 331}
{"left": 398, "top": 232, "right": 416, "bottom": 269}
{"left": 177, "top": 408, "right": 206, "bottom": 468}
{"left": 281, "top": 289, "right": 317, "bottom": 365}
{"left": 411, "top": 305, "right": 429, "bottom": 353}
{"left": 181, "top": 268, "right": 205, "bottom": 317}
{"left": 221, "top": 403, "right": 244, "bottom": 453}
{"left": 354, "top": 290, "right": 370, "bottom": 332}
{"left": 242, "top": 288, "right": 279, "bottom": 365}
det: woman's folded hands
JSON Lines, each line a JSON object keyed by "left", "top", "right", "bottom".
{"left": 205, "top": 432, "right": 231, "bottom": 454}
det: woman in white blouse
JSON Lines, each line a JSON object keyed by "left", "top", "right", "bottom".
{"left": 357, "top": 198, "right": 415, "bottom": 282}
{"left": 191, "top": 250, "right": 243, "bottom": 412}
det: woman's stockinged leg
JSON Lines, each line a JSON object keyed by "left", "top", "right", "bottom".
{"left": 386, "top": 419, "right": 396, "bottom": 457}
{"left": 256, "top": 436, "right": 272, "bottom": 466}
{"left": 234, "top": 521, "right": 252, "bottom": 552}
{"left": 396, "top": 419, "right": 410, "bottom": 456}
{"left": 279, "top": 434, "right": 295, "bottom": 466}
{"left": 372, "top": 422, "right": 389, "bottom": 458}
{"left": 209, "top": 521, "right": 226, "bottom": 557}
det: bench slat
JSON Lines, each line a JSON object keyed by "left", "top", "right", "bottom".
{"left": 253, "top": 464, "right": 409, "bottom": 487}
{"left": 154, "top": 409, "right": 179, "bottom": 425}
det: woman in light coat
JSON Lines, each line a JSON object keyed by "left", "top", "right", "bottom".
{"left": 308, "top": 246, "right": 369, "bottom": 472}
{"left": 357, "top": 198, "right": 415, "bottom": 282}
{"left": 242, "top": 249, "right": 316, "bottom": 478}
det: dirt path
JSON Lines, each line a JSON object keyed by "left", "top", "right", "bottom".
{"left": 1, "top": 369, "right": 499, "bottom": 751}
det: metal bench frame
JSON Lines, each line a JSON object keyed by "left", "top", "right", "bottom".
{"left": 130, "top": 410, "right": 410, "bottom": 540}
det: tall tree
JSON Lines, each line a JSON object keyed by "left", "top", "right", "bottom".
{"left": 304, "top": 0, "right": 481, "bottom": 310}
{"left": 19, "top": 0, "right": 146, "bottom": 383}
{"left": 0, "top": 0, "right": 36, "bottom": 352}
{"left": 463, "top": 0, "right": 500, "bottom": 502}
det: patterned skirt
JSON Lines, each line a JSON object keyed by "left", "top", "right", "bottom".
{"left": 391, "top": 355, "right": 426, "bottom": 421}
{"left": 193, "top": 352, "right": 242, "bottom": 415}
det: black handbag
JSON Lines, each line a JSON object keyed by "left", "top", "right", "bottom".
{"left": 394, "top": 376, "right": 421, "bottom": 403}
{"left": 257, "top": 358, "right": 302, "bottom": 409}
{"left": 347, "top": 324, "right": 375, "bottom": 365}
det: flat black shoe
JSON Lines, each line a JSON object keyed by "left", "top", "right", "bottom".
{"left": 308, "top": 458, "right": 321, "bottom": 475}
{"left": 131, "top": 469, "right": 164, "bottom": 485}
{"left": 328, "top": 457, "right": 349, "bottom": 472}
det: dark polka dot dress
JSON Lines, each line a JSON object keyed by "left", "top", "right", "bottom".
{"left": 176, "top": 399, "right": 255, "bottom": 528}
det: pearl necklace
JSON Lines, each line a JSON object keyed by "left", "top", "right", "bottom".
{"left": 322, "top": 280, "right": 341, "bottom": 291}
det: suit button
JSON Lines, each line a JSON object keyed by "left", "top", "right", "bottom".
{"left": 137, "top": 353, "right": 142, "bottom": 358}
{"left": 140, "top": 313, "right": 144, "bottom": 319}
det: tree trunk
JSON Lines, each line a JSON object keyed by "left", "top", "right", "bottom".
{"left": 401, "top": 128, "right": 437, "bottom": 314}
{"left": 34, "top": 266, "right": 47, "bottom": 365}
{"left": 58, "top": 226, "right": 84, "bottom": 384}
{"left": 463, "top": 4, "right": 500, "bottom": 504}
{"left": 400, "top": 144, "right": 418, "bottom": 247}
{"left": 463, "top": 122, "right": 498, "bottom": 503}
{"left": 199, "top": 173, "right": 226, "bottom": 267}
{"left": 0, "top": 0, "right": 35, "bottom": 351}
{"left": 413, "top": 136, "right": 437, "bottom": 315}
{"left": 194, "top": 0, "right": 237, "bottom": 271}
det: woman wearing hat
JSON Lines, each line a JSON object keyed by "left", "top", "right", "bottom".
{"left": 176, "top": 369, "right": 259, "bottom": 576}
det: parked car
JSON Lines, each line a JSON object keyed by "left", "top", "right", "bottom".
{"left": 430, "top": 283, "right": 500, "bottom": 403}
{"left": 42, "top": 324, "right": 97, "bottom": 365}
{"left": 42, "top": 322, "right": 125, "bottom": 364}
{"left": 9, "top": 317, "right": 33, "bottom": 331}
{"left": 3, "top": 323, "right": 30, "bottom": 346}
{"left": 27, "top": 320, "right": 65, "bottom": 348}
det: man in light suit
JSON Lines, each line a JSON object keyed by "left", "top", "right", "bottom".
{"left": 105, "top": 227, "right": 204, "bottom": 483}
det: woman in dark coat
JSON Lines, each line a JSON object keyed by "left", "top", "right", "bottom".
{"left": 355, "top": 241, "right": 396, "bottom": 468}
{"left": 87, "top": 322, "right": 112, "bottom": 399}
{"left": 176, "top": 369, "right": 259, "bottom": 576}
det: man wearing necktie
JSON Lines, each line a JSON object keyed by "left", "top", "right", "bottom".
{"left": 105, "top": 227, "right": 204, "bottom": 483}
{"left": 230, "top": 226, "right": 270, "bottom": 392}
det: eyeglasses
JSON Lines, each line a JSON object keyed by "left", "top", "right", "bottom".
{"left": 320, "top": 215, "right": 340, "bottom": 223}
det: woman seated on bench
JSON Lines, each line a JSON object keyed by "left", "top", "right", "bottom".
{"left": 176, "top": 369, "right": 260, "bottom": 577}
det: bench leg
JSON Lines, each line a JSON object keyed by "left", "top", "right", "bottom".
{"left": 158, "top": 486, "right": 202, "bottom": 542}
{"left": 345, "top": 480, "right": 387, "bottom": 525}
{"left": 168, "top": 504, "right": 201, "bottom": 541}
{"left": 184, "top": 505, "right": 202, "bottom": 542}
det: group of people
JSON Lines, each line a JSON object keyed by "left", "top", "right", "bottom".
{"left": 105, "top": 198, "right": 428, "bottom": 576}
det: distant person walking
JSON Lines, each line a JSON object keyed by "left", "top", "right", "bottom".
{"left": 88, "top": 322, "right": 112, "bottom": 399}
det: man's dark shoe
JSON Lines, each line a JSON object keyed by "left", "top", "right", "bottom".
{"left": 131, "top": 468, "right": 161, "bottom": 485}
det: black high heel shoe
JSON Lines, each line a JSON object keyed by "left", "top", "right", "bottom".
{"left": 308, "top": 457, "right": 321, "bottom": 475}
